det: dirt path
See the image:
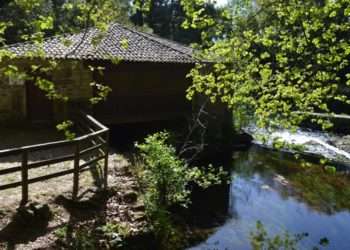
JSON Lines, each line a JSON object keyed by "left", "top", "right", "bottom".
{"left": 0, "top": 151, "right": 147, "bottom": 250}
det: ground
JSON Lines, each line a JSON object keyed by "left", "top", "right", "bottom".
{"left": 0, "top": 127, "right": 147, "bottom": 250}
{"left": 0, "top": 126, "right": 224, "bottom": 250}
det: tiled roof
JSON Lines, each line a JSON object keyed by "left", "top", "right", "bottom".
{"left": 6, "top": 23, "right": 196, "bottom": 64}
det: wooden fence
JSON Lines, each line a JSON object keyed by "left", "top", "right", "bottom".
{"left": 0, "top": 112, "right": 109, "bottom": 205}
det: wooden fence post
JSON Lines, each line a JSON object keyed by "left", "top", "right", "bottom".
{"left": 21, "top": 150, "right": 28, "bottom": 205}
{"left": 72, "top": 141, "right": 80, "bottom": 201}
{"left": 103, "top": 131, "right": 109, "bottom": 189}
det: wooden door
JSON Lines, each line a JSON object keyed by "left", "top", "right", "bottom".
{"left": 26, "top": 81, "right": 53, "bottom": 123}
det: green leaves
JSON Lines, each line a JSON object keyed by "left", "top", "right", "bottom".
{"left": 56, "top": 120, "right": 76, "bottom": 140}
{"left": 120, "top": 38, "right": 129, "bottom": 50}
{"left": 184, "top": 0, "right": 350, "bottom": 130}
{"left": 259, "top": 68, "right": 272, "bottom": 83}
{"left": 135, "top": 131, "right": 193, "bottom": 215}
{"left": 37, "top": 16, "right": 53, "bottom": 30}
{"left": 89, "top": 82, "right": 112, "bottom": 105}
{"left": 135, "top": 131, "right": 226, "bottom": 212}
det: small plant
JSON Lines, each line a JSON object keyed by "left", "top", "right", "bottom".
{"left": 53, "top": 225, "right": 67, "bottom": 241}
{"left": 54, "top": 225, "right": 96, "bottom": 249}
{"left": 71, "top": 228, "right": 96, "bottom": 250}
{"left": 97, "top": 222, "right": 130, "bottom": 248}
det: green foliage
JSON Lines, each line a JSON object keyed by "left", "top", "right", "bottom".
{"left": 135, "top": 131, "right": 227, "bottom": 248}
{"left": 0, "top": 0, "right": 128, "bottom": 131}
{"left": 54, "top": 225, "right": 96, "bottom": 249}
{"left": 89, "top": 82, "right": 112, "bottom": 105}
{"left": 71, "top": 227, "right": 96, "bottom": 250}
{"left": 324, "top": 165, "right": 337, "bottom": 174}
{"left": 0, "top": 0, "right": 132, "bottom": 44}
{"left": 250, "top": 221, "right": 308, "bottom": 250}
{"left": 53, "top": 225, "right": 68, "bottom": 241}
{"left": 132, "top": 0, "right": 205, "bottom": 44}
{"left": 53, "top": 222, "right": 131, "bottom": 249}
{"left": 135, "top": 131, "right": 225, "bottom": 210}
{"left": 86, "top": 65, "right": 112, "bottom": 105}
{"left": 232, "top": 106, "right": 253, "bottom": 131}
{"left": 135, "top": 131, "right": 193, "bottom": 210}
{"left": 182, "top": 0, "right": 350, "bottom": 130}
{"left": 97, "top": 222, "right": 130, "bottom": 248}
{"left": 56, "top": 120, "right": 76, "bottom": 140}
{"left": 290, "top": 167, "right": 350, "bottom": 212}
{"left": 35, "top": 76, "right": 68, "bottom": 101}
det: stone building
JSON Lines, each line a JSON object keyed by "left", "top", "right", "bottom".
{"left": 0, "top": 23, "right": 196, "bottom": 125}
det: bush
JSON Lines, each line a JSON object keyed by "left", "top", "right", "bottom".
{"left": 135, "top": 131, "right": 227, "bottom": 249}
{"left": 135, "top": 131, "right": 225, "bottom": 210}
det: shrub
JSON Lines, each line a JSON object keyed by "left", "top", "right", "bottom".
{"left": 135, "top": 131, "right": 225, "bottom": 211}
{"left": 135, "top": 131, "right": 227, "bottom": 249}
{"left": 97, "top": 222, "right": 130, "bottom": 248}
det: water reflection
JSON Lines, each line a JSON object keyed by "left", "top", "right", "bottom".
{"left": 190, "top": 146, "right": 350, "bottom": 250}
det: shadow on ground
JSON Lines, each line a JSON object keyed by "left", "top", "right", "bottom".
{"left": 0, "top": 204, "right": 53, "bottom": 250}
{"left": 55, "top": 189, "right": 110, "bottom": 223}
{"left": 0, "top": 189, "right": 111, "bottom": 250}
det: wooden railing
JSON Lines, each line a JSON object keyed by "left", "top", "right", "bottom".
{"left": 0, "top": 112, "right": 109, "bottom": 205}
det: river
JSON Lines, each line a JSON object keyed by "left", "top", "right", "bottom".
{"left": 189, "top": 145, "right": 350, "bottom": 250}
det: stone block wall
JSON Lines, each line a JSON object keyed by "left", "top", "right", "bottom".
{"left": 51, "top": 61, "right": 93, "bottom": 121}
{"left": 0, "top": 59, "right": 93, "bottom": 125}
{"left": 0, "top": 84, "right": 26, "bottom": 123}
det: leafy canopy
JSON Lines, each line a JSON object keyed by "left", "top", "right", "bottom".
{"left": 182, "top": 0, "right": 350, "bottom": 130}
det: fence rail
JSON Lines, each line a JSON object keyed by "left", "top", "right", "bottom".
{"left": 0, "top": 111, "right": 109, "bottom": 205}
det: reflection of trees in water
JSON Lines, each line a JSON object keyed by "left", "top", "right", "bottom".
{"left": 287, "top": 169, "right": 350, "bottom": 214}
{"left": 250, "top": 221, "right": 330, "bottom": 250}
{"left": 231, "top": 146, "right": 350, "bottom": 215}
{"left": 228, "top": 182, "right": 239, "bottom": 220}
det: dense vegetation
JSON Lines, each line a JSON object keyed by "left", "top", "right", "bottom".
{"left": 2, "top": 1, "right": 350, "bottom": 128}
{"left": 184, "top": 0, "right": 350, "bottom": 130}
{"left": 1, "top": 0, "right": 350, "bottom": 249}
{"left": 134, "top": 131, "right": 226, "bottom": 248}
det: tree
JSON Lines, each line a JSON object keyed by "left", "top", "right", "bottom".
{"left": 131, "top": 0, "right": 221, "bottom": 44}
{"left": 180, "top": 0, "right": 350, "bottom": 130}
{"left": 0, "top": 0, "right": 132, "bottom": 44}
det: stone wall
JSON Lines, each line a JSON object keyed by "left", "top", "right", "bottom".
{"left": 0, "top": 84, "right": 26, "bottom": 124}
{"left": 51, "top": 61, "right": 93, "bottom": 121}
{"left": 0, "top": 59, "right": 93, "bottom": 125}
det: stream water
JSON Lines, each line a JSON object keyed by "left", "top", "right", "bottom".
{"left": 190, "top": 145, "right": 350, "bottom": 250}
{"left": 244, "top": 126, "right": 350, "bottom": 165}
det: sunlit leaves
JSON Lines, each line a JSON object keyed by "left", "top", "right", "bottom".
{"left": 89, "top": 82, "right": 112, "bottom": 105}
{"left": 120, "top": 38, "right": 129, "bottom": 49}
{"left": 56, "top": 120, "right": 76, "bottom": 140}
{"left": 183, "top": 0, "right": 350, "bottom": 130}
{"left": 0, "top": 0, "right": 131, "bottom": 123}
